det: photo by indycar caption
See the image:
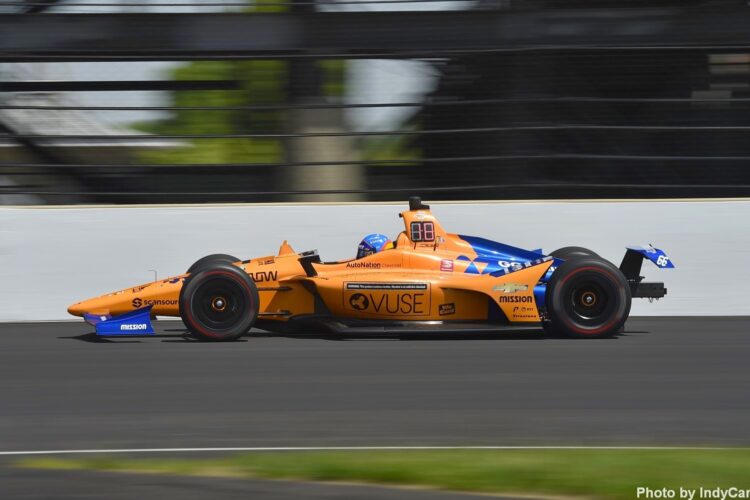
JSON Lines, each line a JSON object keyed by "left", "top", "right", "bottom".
{"left": 68, "top": 198, "right": 674, "bottom": 341}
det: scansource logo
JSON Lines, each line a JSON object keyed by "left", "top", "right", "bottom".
{"left": 132, "top": 298, "right": 178, "bottom": 308}
{"left": 120, "top": 324, "right": 148, "bottom": 331}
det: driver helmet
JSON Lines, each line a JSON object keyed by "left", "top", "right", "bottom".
{"left": 357, "top": 233, "right": 393, "bottom": 259}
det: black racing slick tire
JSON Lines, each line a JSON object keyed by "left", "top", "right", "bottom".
{"left": 179, "top": 263, "right": 259, "bottom": 341}
{"left": 544, "top": 257, "right": 631, "bottom": 339}
{"left": 549, "top": 246, "right": 599, "bottom": 260}
{"left": 186, "top": 254, "right": 240, "bottom": 274}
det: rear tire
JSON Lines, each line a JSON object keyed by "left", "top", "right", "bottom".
{"left": 179, "top": 263, "right": 258, "bottom": 341}
{"left": 545, "top": 257, "right": 631, "bottom": 339}
{"left": 549, "top": 246, "right": 599, "bottom": 260}
{"left": 187, "top": 254, "right": 240, "bottom": 274}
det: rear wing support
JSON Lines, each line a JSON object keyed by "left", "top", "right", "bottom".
{"left": 619, "top": 246, "right": 673, "bottom": 299}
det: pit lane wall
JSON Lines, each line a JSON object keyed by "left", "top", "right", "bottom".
{"left": 0, "top": 200, "right": 747, "bottom": 321}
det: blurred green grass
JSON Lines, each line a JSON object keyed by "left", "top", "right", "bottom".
{"left": 17, "top": 449, "right": 750, "bottom": 499}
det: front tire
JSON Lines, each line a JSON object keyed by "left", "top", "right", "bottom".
{"left": 179, "top": 263, "right": 259, "bottom": 341}
{"left": 544, "top": 257, "right": 631, "bottom": 339}
{"left": 186, "top": 254, "right": 240, "bottom": 274}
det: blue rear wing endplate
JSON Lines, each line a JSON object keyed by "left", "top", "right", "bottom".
{"left": 619, "top": 245, "right": 674, "bottom": 284}
{"left": 625, "top": 245, "right": 675, "bottom": 269}
{"left": 84, "top": 306, "right": 155, "bottom": 336}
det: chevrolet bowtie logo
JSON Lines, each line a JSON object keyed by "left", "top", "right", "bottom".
{"left": 492, "top": 283, "right": 529, "bottom": 293}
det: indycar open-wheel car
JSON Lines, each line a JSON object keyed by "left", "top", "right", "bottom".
{"left": 68, "top": 197, "right": 673, "bottom": 340}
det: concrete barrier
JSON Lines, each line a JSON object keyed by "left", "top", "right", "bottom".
{"left": 1, "top": 200, "right": 747, "bottom": 321}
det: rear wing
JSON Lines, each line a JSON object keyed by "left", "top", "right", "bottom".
{"left": 620, "top": 245, "right": 674, "bottom": 299}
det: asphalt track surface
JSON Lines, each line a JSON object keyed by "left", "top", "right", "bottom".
{"left": 2, "top": 316, "right": 749, "bottom": 453}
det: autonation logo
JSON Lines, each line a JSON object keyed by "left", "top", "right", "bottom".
{"left": 120, "top": 324, "right": 148, "bottom": 331}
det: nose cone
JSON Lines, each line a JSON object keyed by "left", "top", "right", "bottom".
{"left": 67, "top": 296, "right": 114, "bottom": 317}
{"left": 68, "top": 278, "right": 182, "bottom": 319}
{"left": 67, "top": 302, "right": 87, "bottom": 317}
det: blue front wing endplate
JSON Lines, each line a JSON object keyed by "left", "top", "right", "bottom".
{"left": 84, "top": 305, "right": 155, "bottom": 336}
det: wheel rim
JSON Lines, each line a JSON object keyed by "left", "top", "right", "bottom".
{"left": 562, "top": 273, "right": 618, "bottom": 328}
{"left": 571, "top": 282, "right": 608, "bottom": 320}
{"left": 191, "top": 276, "right": 247, "bottom": 332}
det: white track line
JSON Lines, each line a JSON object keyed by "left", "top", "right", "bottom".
{"left": 1, "top": 446, "right": 747, "bottom": 456}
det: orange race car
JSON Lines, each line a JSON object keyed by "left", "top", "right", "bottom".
{"left": 68, "top": 197, "right": 673, "bottom": 340}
